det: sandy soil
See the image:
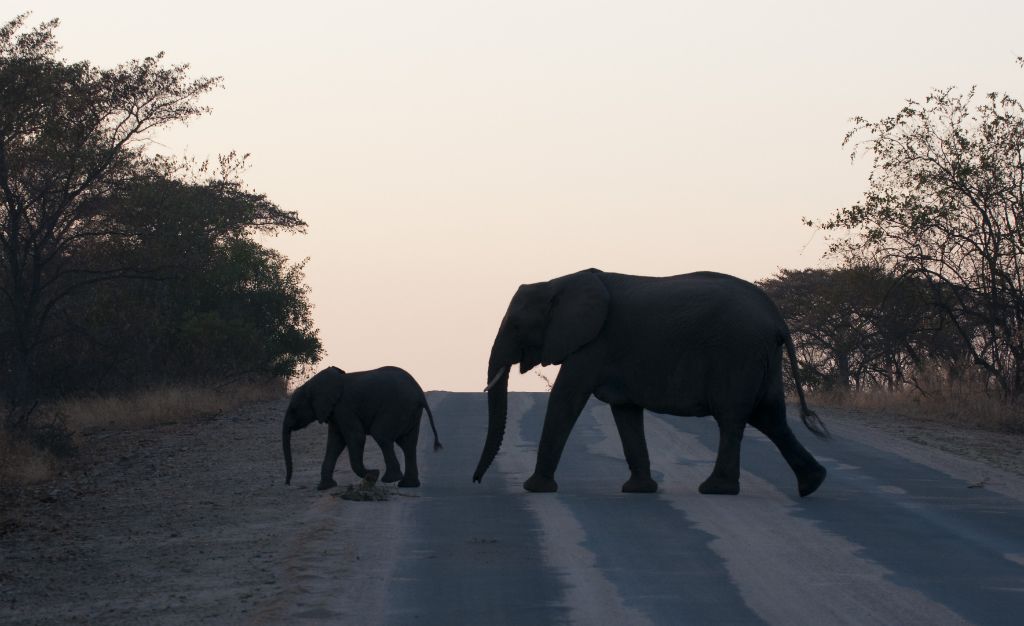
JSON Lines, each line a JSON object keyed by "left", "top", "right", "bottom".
{"left": 0, "top": 399, "right": 405, "bottom": 625}
{"left": 821, "top": 405, "right": 1024, "bottom": 477}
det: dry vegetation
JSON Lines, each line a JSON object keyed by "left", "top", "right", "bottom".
{"left": 0, "top": 380, "right": 287, "bottom": 490}
{"left": 807, "top": 367, "right": 1024, "bottom": 434}
{"left": 58, "top": 380, "right": 287, "bottom": 433}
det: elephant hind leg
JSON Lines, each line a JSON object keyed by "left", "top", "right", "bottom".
{"left": 342, "top": 424, "right": 373, "bottom": 479}
{"left": 699, "top": 413, "right": 745, "bottom": 495}
{"left": 396, "top": 428, "right": 421, "bottom": 488}
{"left": 610, "top": 403, "right": 657, "bottom": 493}
{"left": 375, "top": 437, "right": 404, "bottom": 484}
{"left": 749, "top": 397, "right": 826, "bottom": 497}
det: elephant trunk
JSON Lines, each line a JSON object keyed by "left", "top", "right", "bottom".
{"left": 473, "top": 361, "right": 510, "bottom": 482}
{"left": 283, "top": 421, "right": 293, "bottom": 485}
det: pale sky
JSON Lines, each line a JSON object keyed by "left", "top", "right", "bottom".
{"left": 21, "top": 1, "right": 1024, "bottom": 391}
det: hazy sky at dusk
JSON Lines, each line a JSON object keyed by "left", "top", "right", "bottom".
{"left": 22, "top": 2, "right": 1024, "bottom": 390}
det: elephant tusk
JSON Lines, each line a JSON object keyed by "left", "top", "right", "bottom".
{"left": 484, "top": 365, "right": 508, "bottom": 392}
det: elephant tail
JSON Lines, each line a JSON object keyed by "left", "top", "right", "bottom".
{"left": 784, "top": 333, "right": 831, "bottom": 440}
{"left": 423, "top": 400, "right": 443, "bottom": 451}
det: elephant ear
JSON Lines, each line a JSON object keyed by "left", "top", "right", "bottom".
{"left": 541, "top": 270, "right": 610, "bottom": 365}
{"left": 312, "top": 367, "right": 346, "bottom": 424}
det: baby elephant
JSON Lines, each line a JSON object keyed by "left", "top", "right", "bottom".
{"left": 282, "top": 366, "right": 442, "bottom": 490}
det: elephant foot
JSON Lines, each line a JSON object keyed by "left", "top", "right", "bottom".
{"left": 798, "top": 465, "right": 827, "bottom": 498}
{"left": 622, "top": 473, "right": 658, "bottom": 493}
{"left": 381, "top": 468, "right": 403, "bottom": 484}
{"left": 698, "top": 475, "right": 740, "bottom": 495}
{"left": 317, "top": 478, "right": 338, "bottom": 491}
{"left": 524, "top": 473, "right": 558, "bottom": 493}
{"left": 360, "top": 469, "right": 380, "bottom": 486}
{"left": 398, "top": 476, "right": 421, "bottom": 488}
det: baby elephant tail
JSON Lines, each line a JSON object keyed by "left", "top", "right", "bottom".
{"left": 423, "top": 400, "right": 443, "bottom": 451}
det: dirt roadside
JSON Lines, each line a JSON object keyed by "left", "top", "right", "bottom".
{"left": 0, "top": 398, "right": 403, "bottom": 625}
{"left": 819, "top": 405, "right": 1024, "bottom": 478}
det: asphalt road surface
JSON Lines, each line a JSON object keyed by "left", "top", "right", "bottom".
{"left": 278, "top": 391, "right": 1024, "bottom": 625}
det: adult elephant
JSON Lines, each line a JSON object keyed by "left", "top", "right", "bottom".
{"left": 472, "top": 269, "right": 829, "bottom": 497}
{"left": 283, "top": 366, "right": 442, "bottom": 490}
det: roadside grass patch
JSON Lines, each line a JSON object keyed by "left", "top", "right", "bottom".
{"left": 59, "top": 380, "right": 286, "bottom": 433}
{"left": 806, "top": 367, "right": 1024, "bottom": 433}
{"left": 0, "top": 379, "right": 286, "bottom": 488}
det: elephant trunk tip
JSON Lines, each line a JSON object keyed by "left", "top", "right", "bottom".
{"left": 471, "top": 424, "right": 503, "bottom": 483}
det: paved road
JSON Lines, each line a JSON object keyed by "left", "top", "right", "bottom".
{"left": 283, "top": 392, "right": 1024, "bottom": 625}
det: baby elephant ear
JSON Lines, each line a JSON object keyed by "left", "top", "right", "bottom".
{"left": 542, "top": 270, "right": 610, "bottom": 365}
{"left": 312, "top": 367, "right": 345, "bottom": 423}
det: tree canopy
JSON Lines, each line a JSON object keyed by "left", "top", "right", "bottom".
{"left": 760, "top": 267, "right": 967, "bottom": 393}
{"left": 805, "top": 68, "right": 1024, "bottom": 399}
{"left": 0, "top": 14, "right": 321, "bottom": 427}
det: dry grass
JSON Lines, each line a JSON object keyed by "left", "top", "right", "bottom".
{"left": 58, "top": 379, "right": 286, "bottom": 433}
{"left": 807, "top": 368, "right": 1024, "bottom": 434}
{"left": 0, "top": 379, "right": 286, "bottom": 489}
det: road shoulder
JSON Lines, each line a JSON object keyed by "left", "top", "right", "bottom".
{"left": 819, "top": 405, "right": 1024, "bottom": 501}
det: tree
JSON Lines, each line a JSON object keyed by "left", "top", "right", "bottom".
{"left": 761, "top": 267, "right": 967, "bottom": 393}
{"left": 810, "top": 79, "right": 1024, "bottom": 398}
{"left": 0, "top": 14, "right": 221, "bottom": 418}
{"left": 1, "top": 15, "right": 321, "bottom": 428}
{"left": 32, "top": 160, "right": 320, "bottom": 395}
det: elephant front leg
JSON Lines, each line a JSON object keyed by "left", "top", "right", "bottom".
{"left": 611, "top": 404, "right": 657, "bottom": 493}
{"left": 525, "top": 371, "right": 593, "bottom": 493}
{"left": 318, "top": 423, "right": 346, "bottom": 491}
{"left": 342, "top": 424, "right": 378, "bottom": 482}
{"left": 699, "top": 415, "right": 744, "bottom": 495}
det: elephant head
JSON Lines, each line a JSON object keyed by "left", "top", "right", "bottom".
{"left": 472, "top": 269, "right": 609, "bottom": 483}
{"left": 283, "top": 366, "right": 345, "bottom": 484}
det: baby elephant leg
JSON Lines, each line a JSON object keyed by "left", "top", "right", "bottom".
{"left": 318, "top": 424, "right": 345, "bottom": 491}
{"left": 342, "top": 424, "right": 377, "bottom": 481}
{"left": 375, "top": 436, "right": 404, "bottom": 483}
{"left": 396, "top": 428, "right": 420, "bottom": 488}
